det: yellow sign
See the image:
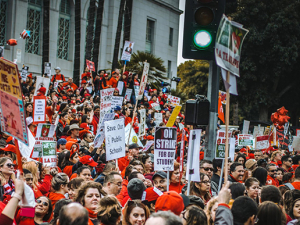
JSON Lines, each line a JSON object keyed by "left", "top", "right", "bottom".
{"left": 166, "top": 105, "right": 182, "bottom": 127}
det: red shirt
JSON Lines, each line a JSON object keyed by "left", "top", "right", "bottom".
{"left": 291, "top": 181, "right": 300, "bottom": 190}
{"left": 267, "top": 175, "right": 279, "bottom": 187}
{"left": 51, "top": 74, "right": 66, "bottom": 82}
{"left": 118, "top": 156, "right": 130, "bottom": 172}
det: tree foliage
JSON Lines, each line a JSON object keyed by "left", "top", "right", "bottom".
{"left": 231, "top": 0, "right": 300, "bottom": 122}
{"left": 177, "top": 60, "right": 209, "bottom": 99}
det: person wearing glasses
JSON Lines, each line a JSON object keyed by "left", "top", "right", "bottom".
{"left": 0, "top": 157, "right": 15, "bottom": 196}
{"left": 189, "top": 173, "right": 212, "bottom": 204}
{"left": 200, "top": 160, "right": 214, "bottom": 179}
{"left": 282, "top": 155, "right": 294, "bottom": 173}
{"left": 266, "top": 163, "right": 279, "bottom": 187}
{"left": 34, "top": 196, "right": 53, "bottom": 224}
{"left": 102, "top": 171, "right": 123, "bottom": 196}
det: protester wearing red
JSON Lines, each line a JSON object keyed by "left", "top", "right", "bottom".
{"left": 109, "top": 71, "right": 119, "bottom": 88}
{"left": 266, "top": 163, "right": 279, "bottom": 187}
{"left": 51, "top": 67, "right": 66, "bottom": 82}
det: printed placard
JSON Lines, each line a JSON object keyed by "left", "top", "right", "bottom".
{"left": 154, "top": 127, "right": 177, "bottom": 171}
{"left": 111, "top": 96, "right": 123, "bottom": 109}
{"left": 139, "top": 109, "right": 146, "bottom": 136}
{"left": 154, "top": 113, "right": 163, "bottom": 127}
{"left": 256, "top": 135, "right": 269, "bottom": 150}
{"left": 125, "top": 88, "right": 133, "bottom": 102}
{"left": 33, "top": 96, "right": 46, "bottom": 123}
{"left": 105, "top": 118, "right": 126, "bottom": 161}
{"left": 238, "top": 134, "right": 254, "bottom": 146}
{"left": 44, "top": 62, "right": 51, "bottom": 77}
{"left": 42, "top": 141, "right": 57, "bottom": 167}
{"left": 21, "top": 66, "right": 29, "bottom": 82}
{"left": 34, "top": 76, "right": 51, "bottom": 96}
{"left": 168, "top": 95, "right": 181, "bottom": 106}
{"left": 94, "top": 113, "right": 115, "bottom": 148}
{"left": 121, "top": 41, "right": 134, "bottom": 61}
{"left": 142, "top": 140, "right": 154, "bottom": 152}
{"left": 86, "top": 59, "right": 95, "bottom": 72}
{"left": 138, "top": 62, "right": 149, "bottom": 100}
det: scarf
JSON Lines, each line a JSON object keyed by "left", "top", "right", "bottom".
{"left": 93, "top": 114, "right": 99, "bottom": 124}
{"left": 86, "top": 207, "right": 98, "bottom": 219}
{"left": 3, "top": 178, "right": 15, "bottom": 195}
{"left": 59, "top": 119, "right": 66, "bottom": 128}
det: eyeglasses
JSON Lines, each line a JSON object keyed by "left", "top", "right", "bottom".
{"left": 36, "top": 199, "right": 49, "bottom": 207}
{"left": 201, "top": 180, "right": 211, "bottom": 184}
{"left": 114, "top": 91, "right": 119, "bottom": 93}
{"left": 270, "top": 170, "right": 277, "bottom": 172}
{"left": 201, "top": 167, "right": 213, "bottom": 172}
{"left": 6, "top": 163, "right": 15, "bottom": 168}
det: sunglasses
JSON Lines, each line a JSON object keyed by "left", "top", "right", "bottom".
{"left": 6, "top": 163, "right": 15, "bottom": 168}
{"left": 270, "top": 170, "right": 277, "bottom": 172}
{"left": 36, "top": 199, "right": 49, "bottom": 207}
{"left": 201, "top": 167, "right": 213, "bottom": 172}
{"left": 288, "top": 160, "right": 293, "bottom": 162}
{"left": 25, "top": 178, "right": 34, "bottom": 181}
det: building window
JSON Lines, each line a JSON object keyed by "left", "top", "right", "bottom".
{"left": 0, "top": 0, "right": 7, "bottom": 46}
{"left": 57, "top": 0, "right": 71, "bottom": 60}
{"left": 25, "top": 0, "right": 42, "bottom": 54}
{"left": 169, "top": 28, "right": 173, "bottom": 46}
{"left": 146, "top": 19, "right": 155, "bottom": 53}
{"left": 168, "top": 60, "right": 172, "bottom": 78}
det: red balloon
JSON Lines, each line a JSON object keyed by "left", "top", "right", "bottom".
{"left": 7, "top": 39, "right": 17, "bottom": 46}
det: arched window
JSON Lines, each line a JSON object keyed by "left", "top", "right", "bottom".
{"left": 0, "top": 0, "right": 7, "bottom": 46}
{"left": 25, "top": 0, "right": 42, "bottom": 54}
{"left": 57, "top": 0, "right": 71, "bottom": 60}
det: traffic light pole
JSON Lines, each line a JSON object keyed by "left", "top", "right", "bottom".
{"left": 204, "top": 60, "right": 220, "bottom": 161}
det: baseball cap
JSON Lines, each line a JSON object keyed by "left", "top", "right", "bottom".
{"left": 129, "top": 143, "right": 141, "bottom": 149}
{"left": 57, "top": 138, "right": 67, "bottom": 147}
{"left": 155, "top": 191, "right": 185, "bottom": 216}
{"left": 82, "top": 80, "right": 87, "bottom": 84}
{"left": 54, "top": 67, "right": 61, "bottom": 71}
{"left": 144, "top": 187, "right": 163, "bottom": 202}
{"left": 0, "top": 144, "right": 17, "bottom": 154}
{"left": 152, "top": 171, "right": 167, "bottom": 180}
{"left": 114, "top": 106, "right": 121, "bottom": 111}
{"left": 79, "top": 155, "right": 98, "bottom": 167}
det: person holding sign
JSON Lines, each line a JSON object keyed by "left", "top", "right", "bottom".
{"left": 168, "top": 161, "right": 185, "bottom": 193}
{"left": 81, "top": 67, "right": 92, "bottom": 81}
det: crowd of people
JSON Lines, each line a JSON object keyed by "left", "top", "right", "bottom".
{"left": 0, "top": 67, "right": 300, "bottom": 225}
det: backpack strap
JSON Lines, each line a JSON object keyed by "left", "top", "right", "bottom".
{"left": 284, "top": 183, "right": 295, "bottom": 190}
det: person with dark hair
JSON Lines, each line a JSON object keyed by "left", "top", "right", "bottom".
{"left": 56, "top": 112, "right": 68, "bottom": 139}
{"left": 200, "top": 160, "right": 214, "bottom": 179}
{"left": 289, "top": 198, "right": 300, "bottom": 222}
{"left": 252, "top": 167, "right": 268, "bottom": 186}
{"left": 228, "top": 162, "right": 244, "bottom": 183}
{"left": 257, "top": 158, "right": 267, "bottom": 168}
{"left": 245, "top": 177, "right": 260, "bottom": 202}
{"left": 277, "top": 167, "right": 285, "bottom": 185}
{"left": 282, "top": 155, "right": 294, "bottom": 173}
{"left": 211, "top": 159, "right": 223, "bottom": 195}
{"left": 102, "top": 171, "right": 123, "bottom": 196}
{"left": 169, "top": 161, "right": 185, "bottom": 193}
{"left": 292, "top": 167, "right": 300, "bottom": 190}
{"left": 67, "top": 177, "right": 85, "bottom": 200}
{"left": 181, "top": 205, "right": 208, "bottom": 225}
{"left": 261, "top": 185, "right": 282, "bottom": 204}
{"left": 34, "top": 196, "right": 53, "bottom": 224}
{"left": 235, "top": 154, "right": 247, "bottom": 168}
{"left": 266, "top": 163, "right": 279, "bottom": 186}
{"left": 57, "top": 202, "right": 88, "bottom": 225}
{"left": 122, "top": 200, "right": 150, "bottom": 225}
{"left": 256, "top": 201, "right": 285, "bottom": 225}
{"left": 189, "top": 173, "right": 212, "bottom": 204}
{"left": 97, "top": 196, "right": 122, "bottom": 225}
{"left": 229, "top": 182, "right": 246, "bottom": 200}
{"left": 95, "top": 161, "right": 117, "bottom": 185}
{"left": 77, "top": 166, "right": 91, "bottom": 182}
{"left": 231, "top": 196, "right": 258, "bottom": 225}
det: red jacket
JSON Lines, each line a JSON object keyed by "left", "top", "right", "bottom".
{"left": 116, "top": 179, "right": 129, "bottom": 204}
{"left": 118, "top": 156, "right": 130, "bottom": 172}
{"left": 37, "top": 174, "right": 51, "bottom": 195}
{"left": 267, "top": 175, "right": 279, "bottom": 187}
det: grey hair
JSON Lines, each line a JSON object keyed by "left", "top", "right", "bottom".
{"left": 150, "top": 211, "right": 183, "bottom": 225}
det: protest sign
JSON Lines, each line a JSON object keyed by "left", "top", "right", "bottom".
{"left": 0, "top": 58, "right": 29, "bottom": 145}
{"left": 151, "top": 103, "right": 161, "bottom": 111}
{"left": 105, "top": 118, "right": 125, "bottom": 161}
{"left": 134, "top": 85, "right": 139, "bottom": 98}
{"left": 125, "top": 124, "right": 143, "bottom": 147}
{"left": 100, "top": 88, "right": 114, "bottom": 120}
{"left": 18, "top": 128, "right": 36, "bottom": 158}
{"left": 186, "top": 129, "right": 201, "bottom": 182}
{"left": 33, "top": 96, "right": 46, "bottom": 123}
{"left": 215, "top": 15, "right": 249, "bottom": 77}
{"left": 34, "top": 76, "right": 50, "bottom": 96}
{"left": 111, "top": 96, "right": 123, "bottom": 109}
{"left": 21, "top": 66, "right": 29, "bottom": 82}
{"left": 86, "top": 59, "right": 95, "bottom": 72}
{"left": 277, "top": 130, "right": 290, "bottom": 149}
{"left": 219, "top": 90, "right": 227, "bottom": 104}
{"left": 238, "top": 134, "right": 254, "bottom": 146}
{"left": 253, "top": 126, "right": 264, "bottom": 137}
{"left": 256, "top": 135, "right": 269, "bottom": 150}
{"left": 117, "top": 81, "right": 124, "bottom": 94}
{"left": 154, "top": 113, "right": 163, "bottom": 127}
{"left": 44, "top": 62, "right": 51, "bottom": 77}
{"left": 154, "top": 127, "right": 177, "bottom": 171}
{"left": 142, "top": 140, "right": 154, "bottom": 152}
{"left": 121, "top": 41, "right": 134, "bottom": 61}
{"left": 166, "top": 105, "right": 182, "bottom": 127}
{"left": 137, "top": 62, "right": 149, "bottom": 100}
{"left": 292, "top": 137, "right": 300, "bottom": 151}
{"left": 94, "top": 113, "right": 115, "bottom": 147}
{"left": 139, "top": 109, "right": 146, "bottom": 136}
{"left": 125, "top": 88, "right": 132, "bottom": 102}
{"left": 215, "top": 130, "right": 235, "bottom": 159}
{"left": 36, "top": 124, "right": 56, "bottom": 138}
{"left": 42, "top": 141, "right": 57, "bottom": 166}
{"left": 168, "top": 95, "right": 181, "bottom": 106}
{"left": 242, "top": 120, "right": 250, "bottom": 134}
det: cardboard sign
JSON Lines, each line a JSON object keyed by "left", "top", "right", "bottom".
{"left": 34, "top": 76, "right": 50, "bottom": 96}
{"left": 94, "top": 113, "right": 115, "bottom": 148}
{"left": 134, "top": 85, "right": 139, "bottom": 98}
{"left": 44, "top": 62, "right": 51, "bottom": 77}
{"left": 256, "top": 135, "right": 269, "bottom": 150}
{"left": 142, "top": 140, "right": 154, "bottom": 152}
{"left": 292, "top": 137, "right": 300, "bottom": 151}
{"left": 105, "top": 118, "right": 126, "bottom": 161}
{"left": 168, "top": 95, "right": 181, "bottom": 106}
{"left": 154, "top": 113, "right": 163, "bottom": 127}
{"left": 100, "top": 88, "right": 114, "bottom": 121}
{"left": 125, "top": 124, "right": 143, "bottom": 147}
{"left": 242, "top": 120, "right": 250, "bottom": 134}
{"left": 124, "top": 88, "right": 132, "bottom": 102}
{"left": 166, "top": 105, "right": 182, "bottom": 127}
{"left": 86, "top": 59, "right": 95, "bottom": 72}
{"left": 215, "top": 130, "right": 235, "bottom": 160}
{"left": 139, "top": 109, "right": 146, "bottom": 136}
{"left": 121, "top": 41, "right": 134, "bottom": 61}
{"left": 253, "top": 126, "right": 264, "bottom": 137}
{"left": 154, "top": 127, "right": 177, "bottom": 171}
{"left": 36, "top": 124, "right": 56, "bottom": 138}
{"left": 0, "top": 58, "right": 29, "bottom": 145}
{"left": 111, "top": 96, "right": 123, "bottom": 109}
{"left": 42, "top": 141, "right": 57, "bottom": 166}
{"left": 186, "top": 129, "right": 201, "bottom": 181}
{"left": 151, "top": 103, "right": 161, "bottom": 111}
{"left": 277, "top": 130, "right": 290, "bottom": 149}
{"left": 33, "top": 96, "right": 46, "bottom": 123}
{"left": 138, "top": 62, "right": 149, "bottom": 100}
{"left": 21, "top": 66, "right": 29, "bottom": 82}
{"left": 117, "top": 81, "right": 124, "bottom": 94}
{"left": 238, "top": 134, "right": 254, "bottom": 146}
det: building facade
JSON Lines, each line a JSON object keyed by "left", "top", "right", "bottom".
{"left": 0, "top": 0, "right": 182, "bottom": 83}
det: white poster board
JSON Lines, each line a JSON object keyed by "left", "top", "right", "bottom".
{"left": 186, "top": 129, "right": 201, "bottom": 182}
{"left": 121, "top": 41, "right": 134, "bottom": 61}
{"left": 34, "top": 76, "right": 51, "bottom": 96}
{"left": 139, "top": 109, "right": 146, "bottom": 136}
{"left": 242, "top": 120, "right": 250, "bottom": 134}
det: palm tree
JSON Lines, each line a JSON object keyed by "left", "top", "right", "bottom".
{"left": 92, "top": 0, "right": 105, "bottom": 74}
{"left": 119, "top": 51, "right": 168, "bottom": 89}
{"left": 73, "top": 0, "right": 81, "bottom": 85}
{"left": 112, "top": 0, "right": 126, "bottom": 71}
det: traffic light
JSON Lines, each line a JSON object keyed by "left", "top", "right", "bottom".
{"left": 182, "top": 0, "right": 225, "bottom": 60}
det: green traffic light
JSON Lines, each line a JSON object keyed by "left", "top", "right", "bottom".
{"left": 193, "top": 30, "right": 212, "bottom": 49}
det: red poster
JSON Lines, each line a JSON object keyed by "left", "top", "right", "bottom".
{"left": 86, "top": 59, "right": 95, "bottom": 72}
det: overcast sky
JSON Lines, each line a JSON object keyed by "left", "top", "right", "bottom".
{"left": 177, "top": 0, "right": 189, "bottom": 66}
